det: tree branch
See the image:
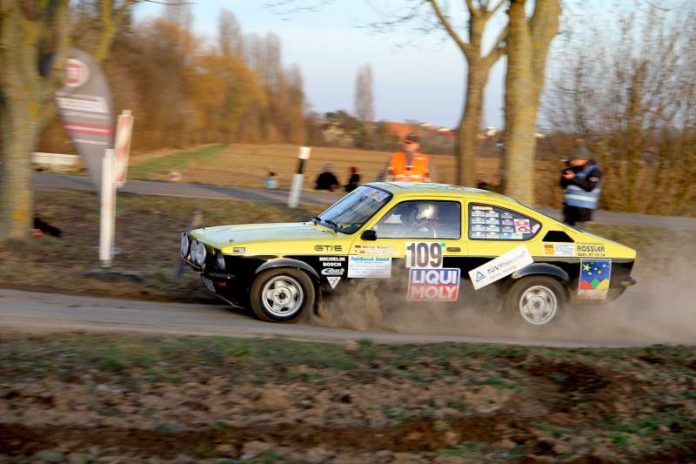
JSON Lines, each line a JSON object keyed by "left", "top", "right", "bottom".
{"left": 464, "top": 0, "right": 479, "bottom": 17}
{"left": 428, "top": 0, "right": 472, "bottom": 56}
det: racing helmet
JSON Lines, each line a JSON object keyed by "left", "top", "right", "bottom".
{"left": 399, "top": 202, "right": 438, "bottom": 226}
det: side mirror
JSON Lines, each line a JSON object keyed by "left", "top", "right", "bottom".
{"left": 361, "top": 229, "right": 377, "bottom": 241}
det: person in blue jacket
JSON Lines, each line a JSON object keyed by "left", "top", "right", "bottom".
{"left": 560, "top": 145, "right": 602, "bottom": 229}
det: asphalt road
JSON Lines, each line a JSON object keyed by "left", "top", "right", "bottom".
{"left": 34, "top": 173, "right": 696, "bottom": 231}
{"left": 1, "top": 288, "right": 693, "bottom": 348}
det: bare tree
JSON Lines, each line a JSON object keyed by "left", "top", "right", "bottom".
{"left": 218, "top": 8, "right": 244, "bottom": 58}
{"left": 427, "top": 0, "right": 507, "bottom": 187}
{"left": 354, "top": 64, "right": 375, "bottom": 124}
{"left": 543, "top": 2, "right": 695, "bottom": 215}
{"left": 0, "top": 0, "right": 136, "bottom": 241}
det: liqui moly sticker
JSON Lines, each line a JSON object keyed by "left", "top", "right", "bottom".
{"left": 408, "top": 268, "right": 460, "bottom": 301}
{"left": 468, "top": 245, "right": 533, "bottom": 290}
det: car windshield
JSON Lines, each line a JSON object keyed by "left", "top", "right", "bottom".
{"left": 314, "top": 186, "right": 392, "bottom": 234}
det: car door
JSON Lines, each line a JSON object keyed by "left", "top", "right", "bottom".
{"left": 348, "top": 198, "right": 468, "bottom": 300}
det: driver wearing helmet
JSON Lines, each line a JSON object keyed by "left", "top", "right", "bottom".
{"left": 399, "top": 202, "right": 439, "bottom": 237}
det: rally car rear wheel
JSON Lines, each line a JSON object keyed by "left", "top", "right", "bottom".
{"left": 250, "top": 268, "right": 315, "bottom": 322}
{"left": 505, "top": 276, "right": 566, "bottom": 327}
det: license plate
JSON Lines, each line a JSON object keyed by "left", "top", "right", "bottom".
{"left": 202, "top": 277, "right": 215, "bottom": 292}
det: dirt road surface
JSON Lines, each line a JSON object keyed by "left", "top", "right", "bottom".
{"left": 1, "top": 288, "right": 693, "bottom": 348}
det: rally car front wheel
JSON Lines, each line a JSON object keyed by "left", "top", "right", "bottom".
{"left": 504, "top": 276, "right": 567, "bottom": 327}
{"left": 250, "top": 268, "right": 316, "bottom": 322}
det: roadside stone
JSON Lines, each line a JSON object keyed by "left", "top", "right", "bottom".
{"left": 375, "top": 449, "right": 394, "bottom": 462}
{"left": 254, "top": 388, "right": 291, "bottom": 411}
{"left": 552, "top": 441, "right": 571, "bottom": 455}
{"left": 305, "top": 446, "right": 333, "bottom": 463}
{"left": 36, "top": 451, "right": 66, "bottom": 464}
{"left": 392, "top": 452, "right": 427, "bottom": 464}
{"left": 241, "top": 441, "right": 272, "bottom": 459}
{"left": 343, "top": 340, "right": 359, "bottom": 353}
{"left": 214, "top": 444, "right": 235, "bottom": 457}
{"left": 433, "top": 457, "right": 471, "bottom": 464}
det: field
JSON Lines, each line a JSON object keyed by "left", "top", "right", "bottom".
{"left": 126, "top": 144, "right": 566, "bottom": 208}
{"left": 2, "top": 333, "right": 695, "bottom": 463}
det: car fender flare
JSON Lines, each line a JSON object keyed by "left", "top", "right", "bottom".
{"left": 511, "top": 263, "right": 569, "bottom": 283}
{"left": 255, "top": 258, "right": 321, "bottom": 282}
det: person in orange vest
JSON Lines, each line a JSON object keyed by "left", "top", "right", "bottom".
{"left": 383, "top": 133, "right": 433, "bottom": 183}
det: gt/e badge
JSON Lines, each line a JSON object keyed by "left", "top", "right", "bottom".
{"left": 315, "top": 245, "right": 343, "bottom": 252}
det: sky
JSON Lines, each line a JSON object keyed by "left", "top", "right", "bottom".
{"left": 134, "top": 0, "right": 509, "bottom": 129}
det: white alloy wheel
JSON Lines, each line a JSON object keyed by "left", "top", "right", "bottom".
{"left": 518, "top": 284, "right": 558, "bottom": 325}
{"left": 261, "top": 275, "right": 305, "bottom": 318}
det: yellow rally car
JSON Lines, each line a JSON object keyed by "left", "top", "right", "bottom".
{"left": 180, "top": 183, "right": 637, "bottom": 327}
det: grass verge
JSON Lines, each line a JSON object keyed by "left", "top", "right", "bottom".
{"left": 128, "top": 144, "right": 229, "bottom": 179}
{"left": 1, "top": 332, "right": 695, "bottom": 462}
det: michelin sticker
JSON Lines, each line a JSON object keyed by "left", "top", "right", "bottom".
{"left": 468, "top": 245, "right": 534, "bottom": 290}
{"left": 348, "top": 255, "right": 391, "bottom": 278}
{"left": 319, "top": 256, "right": 346, "bottom": 276}
{"left": 408, "top": 268, "right": 460, "bottom": 302}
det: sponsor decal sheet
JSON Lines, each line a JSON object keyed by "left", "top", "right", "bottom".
{"left": 406, "top": 242, "right": 460, "bottom": 302}
{"left": 578, "top": 259, "right": 611, "bottom": 299}
{"left": 468, "top": 245, "right": 534, "bottom": 290}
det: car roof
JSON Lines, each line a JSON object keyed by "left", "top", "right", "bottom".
{"left": 368, "top": 182, "right": 516, "bottom": 203}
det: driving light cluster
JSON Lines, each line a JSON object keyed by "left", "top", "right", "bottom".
{"left": 191, "top": 240, "right": 207, "bottom": 265}
{"left": 216, "top": 252, "right": 226, "bottom": 270}
{"left": 180, "top": 233, "right": 189, "bottom": 257}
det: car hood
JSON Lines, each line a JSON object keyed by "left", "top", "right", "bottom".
{"left": 190, "top": 222, "right": 341, "bottom": 251}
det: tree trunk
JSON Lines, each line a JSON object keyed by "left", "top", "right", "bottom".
{"left": 0, "top": 2, "right": 42, "bottom": 241}
{"left": 503, "top": 0, "right": 536, "bottom": 204}
{"left": 503, "top": 0, "right": 560, "bottom": 205}
{"left": 0, "top": 97, "right": 37, "bottom": 240}
{"left": 456, "top": 55, "right": 486, "bottom": 186}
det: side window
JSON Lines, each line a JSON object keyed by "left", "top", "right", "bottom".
{"left": 468, "top": 203, "right": 541, "bottom": 241}
{"left": 374, "top": 201, "right": 461, "bottom": 239}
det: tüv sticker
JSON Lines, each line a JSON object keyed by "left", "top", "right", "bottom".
{"left": 468, "top": 245, "right": 533, "bottom": 290}
{"left": 407, "top": 268, "right": 461, "bottom": 302}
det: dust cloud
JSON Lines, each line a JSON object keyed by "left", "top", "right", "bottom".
{"left": 314, "top": 245, "right": 696, "bottom": 345}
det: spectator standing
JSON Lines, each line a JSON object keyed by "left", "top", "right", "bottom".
{"left": 264, "top": 171, "right": 278, "bottom": 189}
{"left": 381, "top": 133, "right": 433, "bottom": 182}
{"left": 345, "top": 166, "right": 361, "bottom": 192}
{"left": 560, "top": 144, "right": 602, "bottom": 229}
{"left": 315, "top": 163, "right": 340, "bottom": 191}
{"left": 475, "top": 173, "right": 490, "bottom": 190}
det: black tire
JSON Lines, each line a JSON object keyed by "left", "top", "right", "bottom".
{"left": 504, "top": 276, "right": 567, "bottom": 327}
{"left": 250, "top": 268, "right": 316, "bottom": 322}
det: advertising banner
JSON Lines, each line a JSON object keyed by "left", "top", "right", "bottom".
{"left": 55, "top": 48, "right": 114, "bottom": 191}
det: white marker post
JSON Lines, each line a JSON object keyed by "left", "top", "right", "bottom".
{"left": 114, "top": 109, "right": 134, "bottom": 188}
{"left": 288, "top": 146, "right": 311, "bottom": 208}
{"left": 99, "top": 149, "right": 116, "bottom": 268}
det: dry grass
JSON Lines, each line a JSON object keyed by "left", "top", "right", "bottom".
{"left": 129, "top": 143, "right": 566, "bottom": 207}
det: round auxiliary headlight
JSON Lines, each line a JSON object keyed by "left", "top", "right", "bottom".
{"left": 190, "top": 240, "right": 199, "bottom": 263}
{"left": 196, "top": 242, "right": 207, "bottom": 265}
{"left": 216, "top": 252, "right": 226, "bottom": 270}
{"left": 180, "top": 233, "right": 190, "bottom": 257}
